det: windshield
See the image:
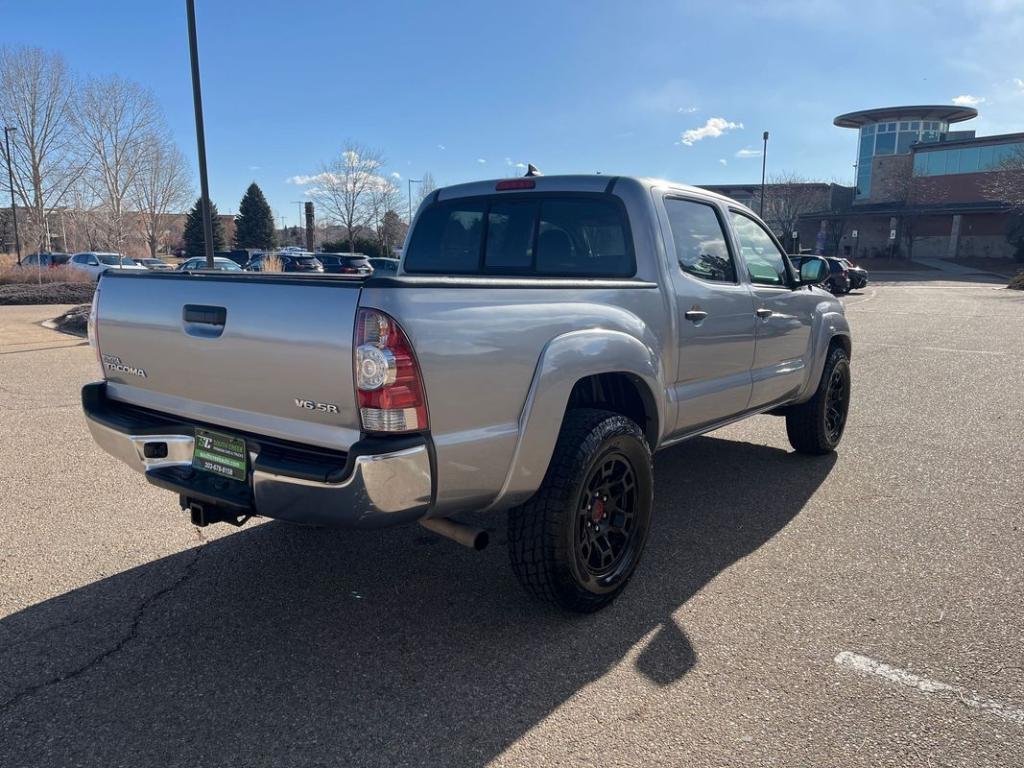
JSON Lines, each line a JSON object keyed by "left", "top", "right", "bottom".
{"left": 97, "top": 254, "right": 137, "bottom": 266}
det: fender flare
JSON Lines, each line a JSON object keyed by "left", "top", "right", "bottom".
{"left": 484, "top": 328, "right": 667, "bottom": 511}
{"left": 796, "top": 310, "right": 852, "bottom": 402}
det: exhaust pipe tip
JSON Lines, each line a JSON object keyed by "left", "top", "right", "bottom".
{"left": 420, "top": 517, "right": 489, "bottom": 551}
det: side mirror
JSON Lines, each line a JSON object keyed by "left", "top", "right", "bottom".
{"left": 796, "top": 256, "right": 828, "bottom": 286}
{"left": 88, "top": 258, "right": 99, "bottom": 266}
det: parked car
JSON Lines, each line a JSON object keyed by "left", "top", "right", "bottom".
{"left": 367, "top": 257, "right": 400, "bottom": 275}
{"left": 69, "top": 252, "right": 147, "bottom": 281}
{"left": 177, "top": 256, "right": 244, "bottom": 271}
{"left": 824, "top": 257, "right": 851, "bottom": 294}
{"left": 246, "top": 251, "right": 324, "bottom": 273}
{"left": 216, "top": 249, "right": 258, "bottom": 267}
{"left": 840, "top": 258, "right": 869, "bottom": 290}
{"left": 138, "top": 257, "right": 174, "bottom": 271}
{"left": 82, "top": 175, "right": 851, "bottom": 612}
{"left": 20, "top": 252, "right": 71, "bottom": 269}
{"left": 319, "top": 253, "right": 373, "bottom": 275}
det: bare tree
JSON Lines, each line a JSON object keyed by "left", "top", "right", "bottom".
{"left": 983, "top": 145, "right": 1024, "bottom": 211}
{"left": 75, "top": 76, "right": 160, "bottom": 253}
{"left": 130, "top": 135, "right": 192, "bottom": 257}
{"left": 0, "top": 46, "right": 81, "bottom": 255}
{"left": 309, "top": 142, "right": 385, "bottom": 253}
{"left": 418, "top": 171, "right": 437, "bottom": 206}
{"left": 368, "top": 177, "right": 404, "bottom": 255}
{"left": 754, "top": 173, "right": 830, "bottom": 252}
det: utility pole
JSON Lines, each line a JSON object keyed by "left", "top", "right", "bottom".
{"left": 3, "top": 126, "right": 21, "bottom": 264}
{"left": 407, "top": 178, "right": 422, "bottom": 224}
{"left": 186, "top": 0, "right": 215, "bottom": 269}
{"left": 291, "top": 200, "right": 305, "bottom": 244}
{"left": 759, "top": 131, "right": 769, "bottom": 218}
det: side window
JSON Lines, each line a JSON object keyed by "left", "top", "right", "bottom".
{"left": 729, "top": 212, "right": 790, "bottom": 286}
{"left": 664, "top": 198, "right": 736, "bottom": 282}
{"left": 24, "top": 254, "right": 37, "bottom": 266}
{"left": 72, "top": 254, "right": 86, "bottom": 264}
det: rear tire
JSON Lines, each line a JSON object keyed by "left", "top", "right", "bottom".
{"left": 785, "top": 345, "right": 851, "bottom": 454}
{"left": 508, "top": 409, "right": 653, "bottom": 613}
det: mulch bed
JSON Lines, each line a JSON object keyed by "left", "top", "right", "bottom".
{"left": 0, "top": 282, "right": 96, "bottom": 305}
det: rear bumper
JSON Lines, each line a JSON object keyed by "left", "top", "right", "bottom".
{"left": 82, "top": 382, "right": 433, "bottom": 528}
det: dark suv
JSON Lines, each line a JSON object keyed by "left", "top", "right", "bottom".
{"left": 317, "top": 253, "right": 372, "bottom": 275}
{"left": 247, "top": 252, "right": 324, "bottom": 273}
{"left": 825, "top": 257, "right": 851, "bottom": 295}
{"left": 21, "top": 252, "right": 71, "bottom": 269}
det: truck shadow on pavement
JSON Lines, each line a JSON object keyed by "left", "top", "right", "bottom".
{"left": 0, "top": 434, "right": 835, "bottom": 767}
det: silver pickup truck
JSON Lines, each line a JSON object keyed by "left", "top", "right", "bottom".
{"left": 83, "top": 175, "right": 851, "bottom": 612}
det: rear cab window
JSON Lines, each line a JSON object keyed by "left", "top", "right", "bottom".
{"left": 404, "top": 194, "right": 635, "bottom": 277}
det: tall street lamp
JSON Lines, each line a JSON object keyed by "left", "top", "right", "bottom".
{"left": 186, "top": 0, "right": 215, "bottom": 268}
{"left": 759, "top": 131, "right": 769, "bottom": 218}
{"left": 3, "top": 126, "right": 21, "bottom": 264}
{"left": 407, "top": 178, "right": 422, "bottom": 224}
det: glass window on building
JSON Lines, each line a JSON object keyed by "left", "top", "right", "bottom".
{"left": 913, "top": 153, "right": 928, "bottom": 175}
{"left": 856, "top": 164, "right": 871, "bottom": 197}
{"left": 910, "top": 122, "right": 920, "bottom": 130}
{"left": 859, "top": 134, "right": 874, "bottom": 160}
{"left": 979, "top": 145, "right": 995, "bottom": 170}
{"left": 944, "top": 151, "right": 960, "bottom": 174}
{"left": 875, "top": 132, "right": 896, "bottom": 155}
{"left": 959, "top": 146, "right": 980, "bottom": 173}
{"left": 863, "top": 124, "right": 875, "bottom": 135}
{"left": 897, "top": 131, "right": 918, "bottom": 154}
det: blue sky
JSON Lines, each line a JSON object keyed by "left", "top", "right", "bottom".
{"left": 3, "top": 0, "right": 1022, "bottom": 225}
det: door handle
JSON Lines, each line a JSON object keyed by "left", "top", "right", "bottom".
{"left": 684, "top": 309, "right": 708, "bottom": 322}
{"left": 756, "top": 308, "right": 773, "bottom": 319}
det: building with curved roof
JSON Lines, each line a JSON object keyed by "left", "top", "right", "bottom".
{"left": 834, "top": 105, "right": 978, "bottom": 200}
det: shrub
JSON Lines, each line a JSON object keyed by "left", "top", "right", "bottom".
{"left": 0, "top": 263, "right": 94, "bottom": 286}
{"left": 261, "top": 253, "right": 283, "bottom": 273}
{"left": 1009, "top": 272, "right": 1024, "bottom": 290}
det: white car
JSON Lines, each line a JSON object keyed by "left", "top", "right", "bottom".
{"left": 69, "top": 252, "right": 147, "bottom": 281}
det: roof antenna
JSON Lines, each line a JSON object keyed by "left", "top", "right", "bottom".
{"left": 524, "top": 163, "right": 543, "bottom": 177}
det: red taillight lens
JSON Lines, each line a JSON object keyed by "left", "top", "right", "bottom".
{"left": 496, "top": 179, "right": 535, "bottom": 191}
{"left": 354, "top": 308, "right": 428, "bottom": 433}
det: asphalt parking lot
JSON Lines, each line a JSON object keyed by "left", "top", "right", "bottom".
{"left": 1, "top": 274, "right": 1022, "bottom": 767}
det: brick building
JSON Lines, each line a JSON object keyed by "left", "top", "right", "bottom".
{"left": 702, "top": 104, "right": 1024, "bottom": 261}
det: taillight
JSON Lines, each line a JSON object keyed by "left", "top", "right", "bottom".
{"left": 354, "top": 309, "right": 428, "bottom": 433}
{"left": 87, "top": 282, "right": 104, "bottom": 379}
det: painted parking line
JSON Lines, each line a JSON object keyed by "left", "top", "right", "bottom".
{"left": 834, "top": 651, "right": 1024, "bottom": 727}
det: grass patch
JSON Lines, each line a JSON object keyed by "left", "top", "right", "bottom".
{"left": 1009, "top": 273, "right": 1024, "bottom": 290}
{"left": 0, "top": 261, "right": 94, "bottom": 286}
{"left": 51, "top": 303, "right": 91, "bottom": 335}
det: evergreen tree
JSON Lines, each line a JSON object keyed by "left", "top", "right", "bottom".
{"left": 183, "top": 197, "right": 225, "bottom": 259}
{"left": 233, "top": 182, "right": 275, "bottom": 249}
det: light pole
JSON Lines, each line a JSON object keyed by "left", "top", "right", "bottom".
{"left": 3, "top": 126, "right": 21, "bottom": 264}
{"left": 407, "top": 178, "right": 422, "bottom": 224}
{"left": 186, "top": 0, "right": 215, "bottom": 269}
{"left": 759, "top": 131, "right": 769, "bottom": 218}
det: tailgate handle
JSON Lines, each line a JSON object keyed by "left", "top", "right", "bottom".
{"left": 183, "top": 305, "right": 226, "bottom": 325}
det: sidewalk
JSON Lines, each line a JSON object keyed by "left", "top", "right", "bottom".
{"left": 0, "top": 304, "right": 88, "bottom": 354}
{"left": 912, "top": 257, "right": 1008, "bottom": 279}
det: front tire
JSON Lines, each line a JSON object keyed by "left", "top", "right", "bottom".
{"left": 508, "top": 409, "right": 653, "bottom": 613}
{"left": 785, "top": 345, "right": 851, "bottom": 454}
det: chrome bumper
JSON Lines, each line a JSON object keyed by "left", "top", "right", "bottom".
{"left": 82, "top": 383, "right": 432, "bottom": 528}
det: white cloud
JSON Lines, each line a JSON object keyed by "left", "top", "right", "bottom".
{"left": 735, "top": 147, "right": 762, "bottom": 159}
{"left": 677, "top": 106, "right": 699, "bottom": 113}
{"left": 1013, "top": 78, "right": 1024, "bottom": 90}
{"left": 504, "top": 157, "right": 513, "bottom": 166}
{"left": 437, "top": 143, "right": 446, "bottom": 151}
{"left": 718, "top": 158, "right": 728, "bottom": 166}
{"left": 477, "top": 158, "right": 487, "bottom": 164}
{"left": 288, "top": 173, "right": 328, "bottom": 185}
{"left": 248, "top": 165, "right": 261, "bottom": 171}
{"left": 391, "top": 172, "right": 401, "bottom": 179}
{"left": 514, "top": 162, "right": 527, "bottom": 169}
{"left": 952, "top": 94, "right": 985, "bottom": 106}
{"left": 680, "top": 117, "right": 743, "bottom": 146}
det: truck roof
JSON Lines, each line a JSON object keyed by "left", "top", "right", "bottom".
{"left": 434, "top": 174, "right": 742, "bottom": 208}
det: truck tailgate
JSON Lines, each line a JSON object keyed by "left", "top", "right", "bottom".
{"left": 94, "top": 272, "right": 362, "bottom": 451}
